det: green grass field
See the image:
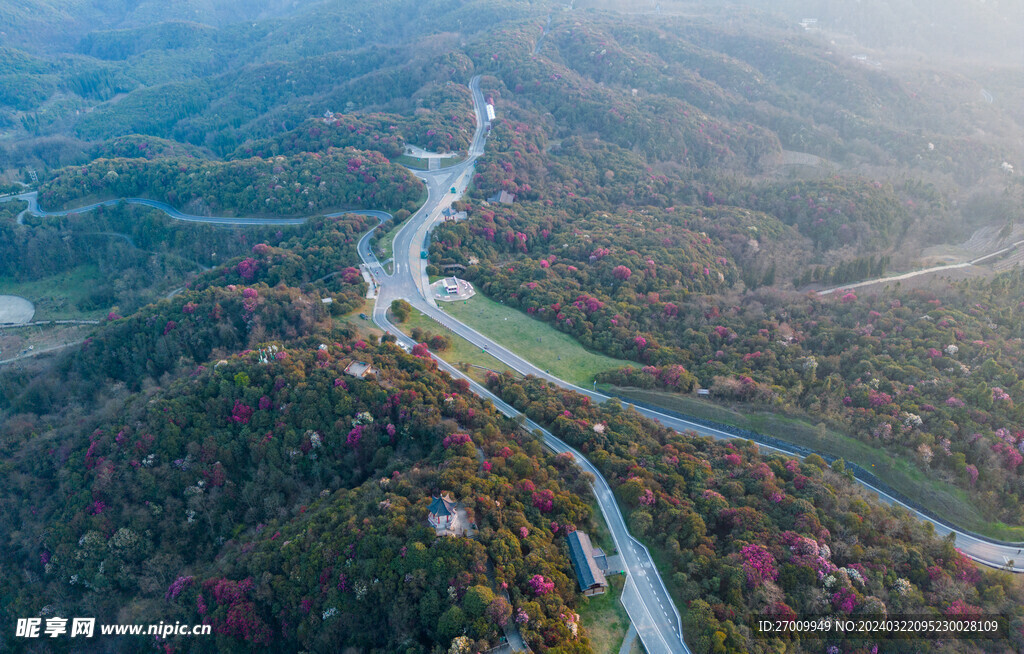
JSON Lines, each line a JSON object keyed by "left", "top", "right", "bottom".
{"left": 0, "top": 265, "right": 109, "bottom": 320}
{"left": 439, "top": 294, "right": 630, "bottom": 386}
{"left": 393, "top": 155, "right": 428, "bottom": 170}
{"left": 374, "top": 221, "right": 404, "bottom": 268}
{"left": 586, "top": 498, "right": 617, "bottom": 555}
{"left": 396, "top": 308, "right": 515, "bottom": 383}
{"left": 577, "top": 575, "right": 629, "bottom": 654}
{"left": 612, "top": 388, "right": 1024, "bottom": 541}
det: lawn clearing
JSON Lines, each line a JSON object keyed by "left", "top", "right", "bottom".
{"left": 393, "top": 155, "right": 429, "bottom": 170}
{"left": 395, "top": 308, "right": 515, "bottom": 383}
{"left": 0, "top": 265, "right": 108, "bottom": 320}
{"left": 440, "top": 294, "right": 630, "bottom": 386}
{"left": 374, "top": 220, "right": 404, "bottom": 268}
{"left": 586, "top": 498, "right": 617, "bottom": 555}
{"left": 577, "top": 575, "right": 629, "bottom": 654}
{"left": 334, "top": 299, "right": 383, "bottom": 342}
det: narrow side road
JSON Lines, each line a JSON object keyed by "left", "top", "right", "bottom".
{"left": 365, "top": 80, "right": 1024, "bottom": 578}
{"left": 819, "top": 236, "right": 1024, "bottom": 295}
{"left": 364, "top": 76, "right": 690, "bottom": 654}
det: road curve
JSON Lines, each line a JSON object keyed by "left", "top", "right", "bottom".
{"left": 5, "top": 72, "right": 1018, "bottom": 654}
{"left": 376, "top": 311, "right": 690, "bottom": 654}
{"left": 364, "top": 83, "right": 1024, "bottom": 576}
{"left": 363, "top": 76, "right": 690, "bottom": 654}
{"left": 0, "top": 87, "right": 693, "bottom": 653}
{"left": 4, "top": 191, "right": 395, "bottom": 229}
{"left": 415, "top": 296, "right": 1024, "bottom": 572}
{"left": 4, "top": 192, "right": 310, "bottom": 226}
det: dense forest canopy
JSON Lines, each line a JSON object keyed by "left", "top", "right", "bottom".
{"left": 2, "top": 0, "right": 1024, "bottom": 653}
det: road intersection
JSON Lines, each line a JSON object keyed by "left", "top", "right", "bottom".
{"left": 356, "top": 77, "right": 1024, "bottom": 580}
{"left": 0, "top": 78, "right": 692, "bottom": 653}
{"left": 6, "top": 73, "right": 1022, "bottom": 654}
{"left": 359, "top": 76, "right": 690, "bottom": 654}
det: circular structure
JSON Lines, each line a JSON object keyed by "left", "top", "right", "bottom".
{"left": 431, "top": 277, "right": 475, "bottom": 302}
{"left": 0, "top": 295, "right": 34, "bottom": 324}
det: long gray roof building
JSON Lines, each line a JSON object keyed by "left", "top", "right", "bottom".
{"left": 567, "top": 531, "right": 607, "bottom": 595}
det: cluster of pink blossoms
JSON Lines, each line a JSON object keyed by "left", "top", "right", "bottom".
{"left": 740, "top": 544, "right": 778, "bottom": 587}
{"left": 528, "top": 574, "right": 554, "bottom": 595}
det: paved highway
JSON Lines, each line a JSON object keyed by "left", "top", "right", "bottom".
{"left": 358, "top": 79, "right": 1024, "bottom": 583}
{"left": 6, "top": 71, "right": 1020, "bottom": 653}
{"left": 361, "top": 76, "right": 690, "bottom": 654}
{"left": 818, "top": 237, "right": 1024, "bottom": 295}
{"left": 0, "top": 84, "right": 692, "bottom": 652}
{"left": 11, "top": 159, "right": 1019, "bottom": 579}
{"left": 2, "top": 193, "right": 312, "bottom": 226}
{"left": 408, "top": 284, "right": 1024, "bottom": 572}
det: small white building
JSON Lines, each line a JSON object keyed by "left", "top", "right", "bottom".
{"left": 443, "top": 277, "right": 459, "bottom": 295}
{"left": 486, "top": 103, "right": 496, "bottom": 122}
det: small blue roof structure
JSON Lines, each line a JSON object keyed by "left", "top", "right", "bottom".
{"left": 567, "top": 531, "right": 607, "bottom": 593}
{"left": 429, "top": 492, "right": 456, "bottom": 517}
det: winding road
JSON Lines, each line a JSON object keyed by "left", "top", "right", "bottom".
{"left": 1, "top": 80, "right": 691, "bottom": 653}
{"left": 6, "top": 74, "right": 1022, "bottom": 653}
{"left": 5, "top": 193, "right": 310, "bottom": 226}
{"left": 357, "top": 79, "right": 1024, "bottom": 576}
{"left": 359, "top": 77, "right": 690, "bottom": 653}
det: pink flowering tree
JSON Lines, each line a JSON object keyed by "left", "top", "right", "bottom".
{"left": 235, "top": 258, "right": 258, "bottom": 281}
{"left": 231, "top": 400, "right": 253, "bottom": 425}
{"left": 346, "top": 425, "right": 364, "bottom": 448}
{"left": 165, "top": 575, "right": 194, "bottom": 601}
{"left": 532, "top": 489, "right": 555, "bottom": 512}
{"left": 740, "top": 544, "right": 778, "bottom": 587}
{"left": 831, "top": 588, "right": 858, "bottom": 613}
{"left": 201, "top": 577, "right": 271, "bottom": 645}
{"left": 442, "top": 433, "right": 473, "bottom": 448}
{"left": 486, "top": 597, "right": 512, "bottom": 626}
{"left": 515, "top": 608, "right": 530, "bottom": 624}
{"left": 528, "top": 574, "right": 554, "bottom": 596}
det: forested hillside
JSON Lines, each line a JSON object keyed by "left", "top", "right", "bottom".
{"left": 425, "top": 10, "right": 1024, "bottom": 532}
{"left": 4, "top": 236, "right": 1022, "bottom": 652}
{"left": 3, "top": 0, "right": 1024, "bottom": 652}
{"left": 2, "top": 336, "right": 604, "bottom": 652}
{"left": 39, "top": 148, "right": 420, "bottom": 216}
{"left": 487, "top": 373, "right": 1024, "bottom": 652}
